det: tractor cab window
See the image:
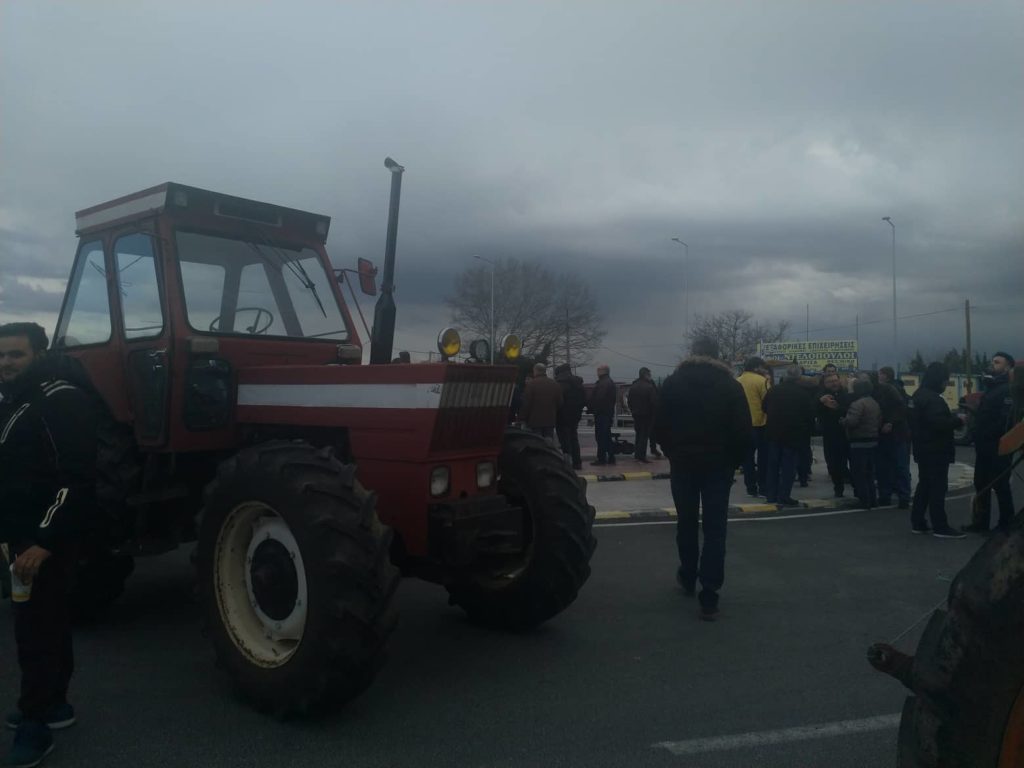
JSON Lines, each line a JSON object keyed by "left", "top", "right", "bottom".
{"left": 115, "top": 233, "right": 164, "bottom": 340}
{"left": 175, "top": 230, "right": 349, "bottom": 340}
{"left": 54, "top": 240, "right": 112, "bottom": 347}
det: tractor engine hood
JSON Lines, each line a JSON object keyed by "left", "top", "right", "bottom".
{"left": 235, "top": 363, "right": 517, "bottom": 462}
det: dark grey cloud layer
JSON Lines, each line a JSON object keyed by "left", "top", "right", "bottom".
{"left": 2, "top": 1, "right": 1021, "bottom": 370}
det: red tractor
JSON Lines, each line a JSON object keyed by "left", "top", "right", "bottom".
{"left": 50, "top": 160, "right": 597, "bottom": 715}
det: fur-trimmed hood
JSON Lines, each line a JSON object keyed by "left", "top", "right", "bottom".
{"left": 677, "top": 355, "right": 734, "bottom": 375}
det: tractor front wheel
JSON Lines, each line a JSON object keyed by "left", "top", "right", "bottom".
{"left": 446, "top": 427, "right": 597, "bottom": 630}
{"left": 196, "top": 441, "right": 399, "bottom": 716}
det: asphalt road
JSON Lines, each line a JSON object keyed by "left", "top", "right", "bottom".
{"left": 0, "top": 452, "right": 1019, "bottom": 768}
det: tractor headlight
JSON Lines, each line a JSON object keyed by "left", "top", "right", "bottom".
{"left": 500, "top": 334, "right": 522, "bottom": 361}
{"left": 437, "top": 327, "right": 461, "bottom": 358}
{"left": 476, "top": 461, "right": 495, "bottom": 488}
{"left": 430, "top": 466, "right": 450, "bottom": 497}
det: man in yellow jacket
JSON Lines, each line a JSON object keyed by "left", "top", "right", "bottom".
{"left": 737, "top": 357, "right": 769, "bottom": 496}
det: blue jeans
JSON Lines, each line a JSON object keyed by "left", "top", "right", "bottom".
{"left": 670, "top": 464, "right": 733, "bottom": 593}
{"left": 594, "top": 414, "right": 614, "bottom": 463}
{"left": 743, "top": 426, "right": 766, "bottom": 493}
{"left": 764, "top": 441, "right": 797, "bottom": 503}
{"left": 876, "top": 435, "right": 911, "bottom": 502}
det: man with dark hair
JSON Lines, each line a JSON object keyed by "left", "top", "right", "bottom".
{"left": 964, "top": 351, "right": 1016, "bottom": 533}
{"left": 627, "top": 367, "right": 658, "bottom": 463}
{"left": 655, "top": 336, "right": 751, "bottom": 621}
{"left": 876, "top": 366, "right": 912, "bottom": 508}
{"left": 520, "top": 363, "right": 562, "bottom": 441}
{"left": 588, "top": 364, "right": 618, "bottom": 466}
{"left": 763, "top": 365, "right": 815, "bottom": 507}
{"left": 737, "top": 356, "right": 768, "bottom": 496}
{"left": 908, "top": 362, "right": 967, "bottom": 538}
{"left": 0, "top": 322, "right": 100, "bottom": 767}
{"left": 554, "top": 364, "right": 586, "bottom": 470}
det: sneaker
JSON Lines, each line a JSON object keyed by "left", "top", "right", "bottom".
{"left": 911, "top": 526, "right": 932, "bottom": 535}
{"left": 675, "top": 568, "right": 695, "bottom": 596}
{"left": 933, "top": 526, "right": 967, "bottom": 539}
{"left": 778, "top": 498, "right": 800, "bottom": 508}
{"left": 960, "top": 523, "right": 990, "bottom": 534}
{"left": 6, "top": 721, "right": 54, "bottom": 768}
{"left": 5, "top": 704, "right": 74, "bottom": 731}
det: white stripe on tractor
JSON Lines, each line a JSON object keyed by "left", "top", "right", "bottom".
{"left": 75, "top": 189, "right": 167, "bottom": 230}
{"left": 40, "top": 488, "right": 68, "bottom": 529}
{"left": 237, "top": 382, "right": 446, "bottom": 410}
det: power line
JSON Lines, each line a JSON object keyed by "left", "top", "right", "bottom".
{"left": 598, "top": 345, "right": 679, "bottom": 369}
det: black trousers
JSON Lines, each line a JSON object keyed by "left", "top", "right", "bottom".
{"left": 822, "top": 431, "right": 849, "bottom": 493}
{"left": 912, "top": 458, "right": 951, "bottom": 530}
{"left": 973, "top": 445, "right": 1015, "bottom": 528}
{"left": 633, "top": 415, "right": 653, "bottom": 461}
{"left": 13, "top": 549, "right": 74, "bottom": 721}
{"left": 556, "top": 423, "right": 582, "bottom": 468}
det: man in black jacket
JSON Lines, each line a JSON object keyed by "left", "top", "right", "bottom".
{"left": 817, "top": 372, "right": 851, "bottom": 497}
{"left": 654, "top": 337, "right": 751, "bottom": 621}
{"left": 627, "top": 367, "right": 658, "bottom": 463}
{"left": 964, "top": 351, "right": 1016, "bottom": 532}
{"left": 908, "top": 362, "right": 967, "bottom": 538}
{"left": 763, "top": 365, "right": 815, "bottom": 506}
{"left": 554, "top": 364, "right": 586, "bottom": 470}
{"left": 875, "top": 367, "right": 912, "bottom": 508}
{"left": 588, "top": 364, "right": 618, "bottom": 466}
{"left": 0, "top": 322, "right": 99, "bottom": 767}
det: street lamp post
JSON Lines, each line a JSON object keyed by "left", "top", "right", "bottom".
{"left": 473, "top": 254, "right": 495, "bottom": 364}
{"left": 882, "top": 216, "right": 896, "bottom": 369}
{"left": 671, "top": 237, "right": 689, "bottom": 340}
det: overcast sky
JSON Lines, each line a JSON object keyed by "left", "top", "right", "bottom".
{"left": 1, "top": 1, "right": 1021, "bottom": 374}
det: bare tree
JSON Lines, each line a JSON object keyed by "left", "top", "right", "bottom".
{"left": 446, "top": 257, "right": 606, "bottom": 365}
{"left": 683, "top": 310, "right": 790, "bottom": 362}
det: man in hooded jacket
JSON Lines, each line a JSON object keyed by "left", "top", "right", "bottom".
{"left": 908, "top": 362, "right": 967, "bottom": 538}
{"left": 654, "top": 337, "right": 751, "bottom": 621}
{"left": 627, "top": 367, "right": 658, "bottom": 463}
{"left": 964, "top": 351, "right": 1016, "bottom": 532}
{"left": 554, "top": 364, "right": 586, "bottom": 470}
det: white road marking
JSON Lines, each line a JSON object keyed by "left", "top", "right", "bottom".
{"left": 593, "top": 492, "right": 975, "bottom": 528}
{"left": 653, "top": 714, "right": 901, "bottom": 756}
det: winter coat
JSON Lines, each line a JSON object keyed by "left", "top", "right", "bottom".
{"left": 842, "top": 395, "right": 882, "bottom": 444}
{"left": 520, "top": 373, "right": 563, "bottom": 430}
{"left": 909, "top": 388, "right": 961, "bottom": 464}
{"left": 653, "top": 356, "right": 751, "bottom": 470}
{"left": 588, "top": 374, "right": 618, "bottom": 417}
{"left": 874, "top": 382, "right": 909, "bottom": 440}
{"left": 974, "top": 372, "right": 1013, "bottom": 448}
{"left": 763, "top": 380, "right": 815, "bottom": 449}
{"left": 0, "top": 355, "right": 101, "bottom": 550}
{"left": 627, "top": 377, "right": 658, "bottom": 419}
{"left": 555, "top": 370, "right": 586, "bottom": 427}
{"left": 816, "top": 387, "right": 851, "bottom": 439}
{"left": 737, "top": 371, "right": 768, "bottom": 427}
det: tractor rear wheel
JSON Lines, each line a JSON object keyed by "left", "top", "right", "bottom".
{"left": 196, "top": 441, "right": 399, "bottom": 716}
{"left": 446, "top": 427, "right": 597, "bottom": 630}
{"left": 896, "top": 515, "right": 1024, "bottom": 767}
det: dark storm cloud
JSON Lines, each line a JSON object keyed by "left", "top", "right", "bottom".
{"left": 1, "top": 1, "right": 1021, "bottom": 366}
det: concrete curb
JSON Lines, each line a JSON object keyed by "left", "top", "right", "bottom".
{"left": 593, "top": 462, "right": 975, "bottom": 522}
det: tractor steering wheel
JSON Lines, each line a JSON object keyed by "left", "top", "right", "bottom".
{"left": 208, "top": 307, "right": 275, "bottom": 335}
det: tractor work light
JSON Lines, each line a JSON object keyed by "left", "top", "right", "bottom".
{"left": 476, "top": 461, "right": 495, "bottom": 489}
{"left": 469, "top": 338, "right": 490, "bottom": 362}
{"left": 437, "top": 327, "right": 461, "bottom": 358}
{"left": 430, "top": 466, "right": 451, "bottom": 497}
{"left": 500, "top": 334, "right": 522, "bottom": 361}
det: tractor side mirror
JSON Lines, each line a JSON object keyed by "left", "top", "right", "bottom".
{"left": 357, "top": 258, "right": 378, "bottom": 296}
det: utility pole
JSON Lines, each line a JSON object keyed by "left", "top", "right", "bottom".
{"left": 805, "top": 304, "right": 810, "bottom": 341}
{"left": 882, "top": 216, "right": 897, "bottom": 368}
{"left": 565, "top": 306, "right": 571, "bottom": 367}
{"left": 965, "top": 299, "right": 973, "bottom": 393}
{"left": 855, "top": 313, "right": 859, "bottom": 343}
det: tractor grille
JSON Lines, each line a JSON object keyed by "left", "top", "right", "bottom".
{"left": 430, "top": 366, "right": 516, "bottom": 452}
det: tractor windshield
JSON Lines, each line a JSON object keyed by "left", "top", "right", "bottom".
{"left": 175, "top": 230, "right": 350, "bottom": 340}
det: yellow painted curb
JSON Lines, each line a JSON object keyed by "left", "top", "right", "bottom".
{"left": 621, "top": 472, "right": 653, "bottom": 481}
{"left": 595, "top": 510, "right": 632, "bottom": 519}
{"left": 580, "top": 475, "right": 599, "bottom": 482}
{"left": 735, "top": 503, "right": 778, "bottom": 514}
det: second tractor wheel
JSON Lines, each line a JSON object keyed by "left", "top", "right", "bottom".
{"left": 446, "top": 427, "right": 597, "bottom": 630}
{"left": 196, "top": 440, "right": 399, "bottom": 716}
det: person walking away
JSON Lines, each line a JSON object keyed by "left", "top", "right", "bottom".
{"left": 817, "top": 372, "right": 851, "bottom": 497}
{"left": 554, "top": 364, "right": 586, "bottom": 470}
{"left": 908, "top": 362, "right": 968, "bottom": 538}
{"left": 964, "top": 352, "right": 1016, "bottom": 533}
{"left": 588, "top": 364, "right": 618, "bottom": 466}
{"left": 519, "top": 363, "right": 563, "bottom": 443}
{"left": 763, "top": 365, "right": 815, "bottom": 506}
{"left": 654, "top": 337, "right": 751, "bottom": 621}
{"left": 796, "top": 368, "right": 817, "bottom": 486}
{"left": 627, "top": 367, "right": 658, "bottom": 463}
{"left": 842, "top": 375, "right": 881, "bottom": 508}
{"left": 737, "top": 357, "right": 769, "bottom": 496}
{"left": 0, "top": 322, "right": 100, "bottom": 767}
{"left": 875, "top": 367, "right": 912, "bottom": 508}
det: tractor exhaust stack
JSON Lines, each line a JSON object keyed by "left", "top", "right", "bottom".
{"left": 370, "top": 157, "right": 405, "bottom": 364}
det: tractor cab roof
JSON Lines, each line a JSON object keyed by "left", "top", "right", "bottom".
{"left": 74, "top": 182, "right": 332, "bottom": 244}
